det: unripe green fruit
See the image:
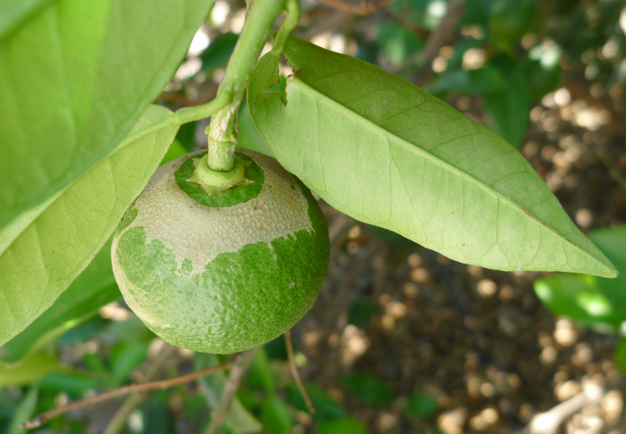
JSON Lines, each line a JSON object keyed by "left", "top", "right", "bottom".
{"left": 111, "top": 149, "right": 329, "bottom": 354}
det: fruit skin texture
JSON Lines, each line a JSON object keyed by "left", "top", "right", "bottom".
{"left": 111, "top": 149, "right": 329, "bottom": 354}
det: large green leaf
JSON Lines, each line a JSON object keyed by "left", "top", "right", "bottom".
{"left": 534, "top": 226, "right": 626, "bottom": 331}
{"left": 0, "top": 239, "right": 120, "bottom": 364}
{"left": 248, "top": 36, "right": 616, "bottom": 277}
{"left": 0, "top": 105, "right": 178, "bottom": 347}
{"left": 0, "top": 0, "right": 212, "bottom": 233}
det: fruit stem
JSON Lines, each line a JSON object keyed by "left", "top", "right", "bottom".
{"left": 204, "top": 0, "right": 294, "bottom": 172}
{"left": 272, "top": 0, "right": 300, "bottom": 54}
{"left": 173, "top": 0, "right": 301, "bottom": 172}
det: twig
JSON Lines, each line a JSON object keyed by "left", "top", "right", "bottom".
{"left": 22, "top": 362, "right": 231, "bottom": 429}
{"left": 598, "top": 151, "right": 626, "bottom": 190}
{"left": 205, "top": 347, "right": 261, "bottom": 434}
{"left": 524, "top": 379, "right": 604, "bottom": 434}
{"left": 103, "top": 343, "right": 179, "bottom": 434}
{"left": 300, "top": 9, "right": 352, "bottom": 42}
{"left": 413, "top": 0, "right": 466, "bottom": 85}
{"left": 285, "top": 330, "right": 315, "bottom": 414}
{"left": 314, "top": 0, "right": 399, "bottom": 16}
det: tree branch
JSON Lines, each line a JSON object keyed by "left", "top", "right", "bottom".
{"left": 314, "top": 0, "right": 399, "bottom": 16}
{"left": 103, "top": 343, "right": 179, "bottom": 434}
{"left": 413, "top": 0, "right": 466, "bottom": 85}
{"left": 285, "top": 330, "right": 315, "bottom": 414}
{"left": 22, "top": 362, "right": 231, "bottom": 429}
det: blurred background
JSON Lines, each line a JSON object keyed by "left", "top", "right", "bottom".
{"left": 2, "top": 0, "right": 626, "bottom": 433}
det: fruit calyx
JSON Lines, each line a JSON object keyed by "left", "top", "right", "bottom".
{"left": 175, "top": 151, "right": 265, "bottom": 208}
{"left": 188, "top": 153, "right": 251, "bottom": 195}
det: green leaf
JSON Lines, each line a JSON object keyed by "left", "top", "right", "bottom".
{"left": 0, "top": 105, "right": 178, "bottom": 347}
{"left": 248, "top": 36, "right": 616, "bottom": 277}
{"left": 427, "top": 67, "right": 506, "bottom": 96}
{"left": 110, "top": 340, "right": 149, "bottom": 379}
{"left": 261, "top": 396, "right": 294, "bottom": 434}
{"left": 488, "top": 0, "right": 535, "bottom": 53}
{"left": 483, "top": 56, "right": 531, "bottom": 147}
{"left": 0, "top": 352, "right": 65, "bottom": 387}
{"left": 404, "top": 392, "right": 439, "bottom": 418}
{"left": 194, "top": 353, "right": 262, "bottom": 434}
{"left": 285, "top": 382, "right": 346, "bottom": 419}
{"left": 314, "top": 418, "right": 365, "bottom": 434}
{"left": 534, "top": 226, "right": 626, "bottom": 331}
{"left": 615, "top": 339, "right": 626, "bottom": 375}
{"left": 347, "top": 300, "right": 377, "bottom": 329}
{"left": 0, "top": 238, "right": 121, "bottom": 364}
{"left": 7, "top": 383, "right": 39, "bottom": 434}
{"left": 247, "top": 348, "right": 276, "bottom": 395}
{"left": 376, "top": 22, "right": 424, "bottom": 66}
{"left": 40, "top": 371, "right": 101, "bottom": 397}
{"left": 0, "top": 0, "right": 212, "bottom": 232}
{"left": 200, "top": 31, "right": 239, "bottom": 75}
{"left": 161, "top": 139, "right": 189, "bottom": 166}
{"left": 238, "top": 102, "right": 273, "bottom": 157}
{"left": 340, "top": 372, "right": 396, "bottom": 405}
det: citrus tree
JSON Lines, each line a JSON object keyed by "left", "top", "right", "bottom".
{"left": 0, "top": 0, "right": 622, "bottom": 431}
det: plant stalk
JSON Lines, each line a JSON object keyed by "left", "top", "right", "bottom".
{"left": 205, "top": 0, "right": 291, "bottom": 171}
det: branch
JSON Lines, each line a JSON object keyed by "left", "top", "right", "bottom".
{"left": 413, "top": 0, "right": 466, "bottom": 85}
{"left": 314, "top": 0, "right": 399, "bottom": 16}
{"left": 103, "top": 343, "right": 179, "bottom": 434}
{"left": 205, "top": 347, "right": 261, "bottom": 434}
{"left": 524, "top": 379, "right": 604, "bottom": 434}
{"left": 285, "top": 330, "right": 315, "bottom": 414}
{"left": 22, "top": 362, "right": 231, "bottom": 429}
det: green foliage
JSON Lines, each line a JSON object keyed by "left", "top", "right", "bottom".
{"left": 238, "top": 102, "right": 274, "bottom": 157}
{"left": 110, "top": 340, "right": 149, "bottom": 379}
{"left": 1, "top": 0, "right": 625, "bottom": 431}
{"left": 0, "top": 352, "right": 64, "bottom": 387}
{"left": 248, "top": 36, "right": 616, "bottom": 277}
{"left": 286, "top": 382, "right": 346, "bottom": 419}
{"left": 247, "top": 349, "right": 276, "bottom": 395}
{"left": 534, "top": 226, "right": 626, "bottom": 332}
{"left": 483, "top": 55, "right": 531, "bottom": 147}
{"left": 428, "top": 67, "right": 506, "bottom": 96}
{"left": 377, "top": 22, "right": 424, "bottom": 66}
{"left": 195, "top": 353, "right": 262, "bottom": 433}
{"left": 404, "top": 391, "right": 439, "bottom": 418}
{"left": 200, "top": 32, "right": 239, "bottom": 75}
{"left": 340, "top": 372, "right": 396, "bottom": 405}
{"left": 7, "top": 384, "right": 39, "bottom": 434}
{"left": 347, "top": 300, "right": 377, "bottom": 328}
{"left": 615, "top": 339, "right": 626, "bottom": 375}
{"left": 0, "top": 105, "right": 178, "bottom": 348}
{"left": 314, "top": 418, "right": 365, "bottom": 434}
{"left": 261, "top": 396, "right": 294, "bottom": 434}
{"left": 0, "top": 239, "right": 120, "bottom": 364}
{"left": 0, "top": 0, "right": 212, "bottom": 231}
{"left": 488, "top": 0, "right": 536, "bottom": 53}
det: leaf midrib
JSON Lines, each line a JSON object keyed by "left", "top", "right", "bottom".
{"left": 284, "top": 76, "right": 613, "bottom": 275}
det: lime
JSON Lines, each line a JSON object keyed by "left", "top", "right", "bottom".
{"left": 111, "top": 149, "right": 329, "bottom": 354}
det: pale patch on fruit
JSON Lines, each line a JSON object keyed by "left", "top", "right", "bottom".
{"left": 117, "top": 150, "right": 314, "bottom": 276}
